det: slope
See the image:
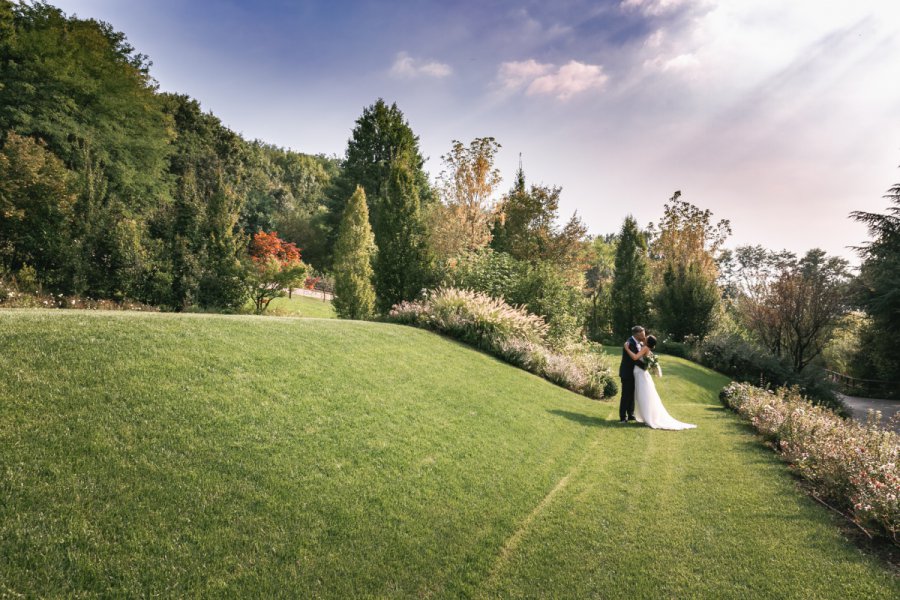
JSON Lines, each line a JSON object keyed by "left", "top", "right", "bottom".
{"left": 0, "top": 310, "right": 895, "bottom": 597}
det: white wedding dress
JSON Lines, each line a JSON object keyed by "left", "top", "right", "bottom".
{"left": 633, "top": 365, "right": 696, "bottom": 430}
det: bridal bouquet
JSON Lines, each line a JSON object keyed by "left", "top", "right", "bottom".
{"left": 646, "top": 353, "right": 662, "bottom": 377}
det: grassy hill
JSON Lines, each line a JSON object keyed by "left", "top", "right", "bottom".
{"left": 0, "top": 310, "right": 896, "bottom": 598}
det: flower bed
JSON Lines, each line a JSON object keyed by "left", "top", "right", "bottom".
{"left": 720, "top": 382, "right": 899, "bottom": 541}
{"left": 0, "top": 289, "right": 157, "bottom": 312}
{"left": 389, "top": 288, "right": 617, "bottom": 400}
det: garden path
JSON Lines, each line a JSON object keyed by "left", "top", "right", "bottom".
{"left": 840, "top": 394, "right": 900, "bottom": 433}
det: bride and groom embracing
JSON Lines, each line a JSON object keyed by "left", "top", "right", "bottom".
{"left": 618, "top": 326, "right": 696, "bottom": 430}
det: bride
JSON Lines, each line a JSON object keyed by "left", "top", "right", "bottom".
{"left": 623, "top": 335, "right": 696, "bottom": 431}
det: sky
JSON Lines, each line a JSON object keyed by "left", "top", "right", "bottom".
{"left": 50, "top": 0, "right": 900, "bottom": 263}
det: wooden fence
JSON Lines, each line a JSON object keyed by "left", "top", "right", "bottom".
{"left": 288, "top": 279, "right": 334, "bottom": 301}
{"left": 823, "top": 369, "right": 899, "bottom": 400}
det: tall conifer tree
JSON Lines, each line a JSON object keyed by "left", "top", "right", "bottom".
{"left": 373, "top": 154, "right": 430, "bottom": 312}
{"left": 333, "top": 186, "right": 376, "bottom": 319}
{"left": 611, "top": 216, "right": 650, "bottom": 339}
{"left": 324, "top": 99, "right": 432, "bottom": 268}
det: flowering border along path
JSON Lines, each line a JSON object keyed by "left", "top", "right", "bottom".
{"left": 720, "top": 382, "right": 899, "bottom": 543}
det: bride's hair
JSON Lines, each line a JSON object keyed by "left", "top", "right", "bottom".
{"left": 646, "top": 335, "right": 657, "bottom": 349}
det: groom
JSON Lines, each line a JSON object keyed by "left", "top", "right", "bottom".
{"left": 619, "top": 325, "right": 647, "bottom": 423}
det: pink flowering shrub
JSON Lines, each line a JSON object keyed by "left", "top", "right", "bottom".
{"left": 721, "top": 382, "right": 899, "bottom": 541}
{"left": 389, "top": 288, "right": 617, "bottom": 399}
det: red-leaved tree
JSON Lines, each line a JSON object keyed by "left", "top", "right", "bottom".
{"left": 247, "top": 231, "right": 307, "bottom": 314}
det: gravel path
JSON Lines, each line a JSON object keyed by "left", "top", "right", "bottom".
{"left": 289, "top": 287, "right": 333, "bottom": 301}
{"left": 840, "top": 394, "right": 900, "bottom": 433}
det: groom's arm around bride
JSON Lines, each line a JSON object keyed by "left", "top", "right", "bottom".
{"left": 618, "top": 326, "right": 645, "bottom": 422}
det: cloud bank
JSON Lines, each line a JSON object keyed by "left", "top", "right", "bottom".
{"left": 390, "top": 51, "right": 452, "bottom": 79}
{"left": 497, "top": 59, "right": 608, "bottom": 100}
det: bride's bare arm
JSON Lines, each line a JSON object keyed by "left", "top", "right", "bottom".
{"left": 623, "top": 343, "right": 649, "bottom": 360}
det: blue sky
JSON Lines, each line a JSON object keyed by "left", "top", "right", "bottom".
{"left": 52, "top": 0, "right": 900, "bottom": 262}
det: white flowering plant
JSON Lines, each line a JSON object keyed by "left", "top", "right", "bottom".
{"left": 720, "top": 382, "right": 898, "bottom": 542}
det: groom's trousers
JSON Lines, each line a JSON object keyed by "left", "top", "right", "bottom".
{"left": 619, "top": 374, "right": 635, "bottom": 421}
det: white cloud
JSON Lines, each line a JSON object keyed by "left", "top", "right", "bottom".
{"left": 497, "top": 59, "right": 608, "bottom": 100}
{"left": 389, "top": 52, "right": 452, "bottom": 79}
{"left": 644, "top": 52, "right": 700, "bottom": 72}
{"left": 620, "top": 0, "right": 693, "bottom": 17}
{"left": 644, "top": 28, "right": 665, "bottom": 49}
{"left": 509, "top": 9, "right": 573, "bottom": 44}
{"left": 497, "top": 59, "right": 552, "bottom": 90}
{"left": 662, "top": 53, "right": 700, "bottom": 71}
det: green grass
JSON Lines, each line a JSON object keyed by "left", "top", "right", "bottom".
{"left": 0, "top": 310, "right": 896, "bottom": 598}
{"left": 246, "top": 293, "right": 336, "bottom": 318}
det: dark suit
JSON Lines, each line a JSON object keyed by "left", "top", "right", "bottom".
{"left": 619, "top": 337, "right": 644, "bottom": 421}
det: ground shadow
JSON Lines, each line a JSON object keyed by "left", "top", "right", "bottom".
{"left": 547, "top": 409, "right": 621, "bottom": 428}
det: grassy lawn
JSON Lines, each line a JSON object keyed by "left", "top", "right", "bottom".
{"left": 247, "top": 293, "right": 336, "bottom": 318}
{"left": 0, "top": 310, "right": 896, "bottom": 597}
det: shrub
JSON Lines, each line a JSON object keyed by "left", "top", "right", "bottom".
{"left": 0, "top": 267, "right": 157, "bottom": 311}
{"left": 442, "top": 249, "right": 525, "bottom": 301}
{"left": 0, "top": 290, "right": 158, "bottom": 311}
{"left": 512, "top": 261, "right": 585, "bottom": 345}
{"left": 603, "top": 377, "right": 619, "bottom": 398}
{"left": 388, "top": 288, "right": 616, "bottom": 400}
{"left": 442, "top": 250, "right": 585, "bottom": 345}
{"left": 697, "top": 333, "right": 843, "bottom": 414}
{"left": 656, "top": 340, "right": 691, "bottom": 359}
{"left": 400, "top": 287, "right": 549, "bottom": 346}
{"left": 720, "top": 382, "right": 899, "bottom": 542}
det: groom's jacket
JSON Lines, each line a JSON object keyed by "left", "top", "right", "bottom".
{"left": 619, "top": 337, "right": 646, "bottom": 378}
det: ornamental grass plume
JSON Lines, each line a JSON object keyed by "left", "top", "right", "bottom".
{"left": 389, "top": 288, "right": 615, "bottom": 400}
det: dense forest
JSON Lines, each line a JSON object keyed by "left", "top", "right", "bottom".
{"left": 1, "top": 1, "right": 898, "bottom": 391}
{"left": 0, "top": 1, "right": 341, "bottom": 310}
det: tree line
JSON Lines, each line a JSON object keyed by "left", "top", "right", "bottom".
{"left": 2, "top": 1, "right": 898, "bottom": 388}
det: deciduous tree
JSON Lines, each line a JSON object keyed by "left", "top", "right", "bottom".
{"left": 649, "top": 191, "right": 730, "bottom": 340}
{"left": 728, "top": 247, "right": 849, "bottom": 372}
{"left": 246, "top": 231, "right": 306, "bottom": 314}
{"left": 648, "top": 191, "right": 731, "bottom": 279}
{"left": 0, "top": 132, "right": 76, "bottom": 285}
{"left": 430, "top": 137, "right": 502, "bottom": 258}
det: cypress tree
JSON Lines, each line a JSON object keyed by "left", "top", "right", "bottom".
{"left": 333, "top": 186, "right": 376, "bottom": 319}
{"left": 373, "top": 154, "right": 431, "bottom": 313}
{"left": 610, "top": 216, "right": 651, "bottom": 339}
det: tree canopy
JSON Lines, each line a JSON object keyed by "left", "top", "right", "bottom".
{"left": 851, "top": 180, "right": 900, "bottom": 380}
